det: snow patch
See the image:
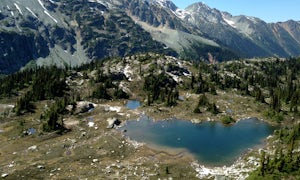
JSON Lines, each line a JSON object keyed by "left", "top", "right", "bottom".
{"left": 44, "top": 10, "right": 58, "bottom": 23}
{"left": 155, "top": 0, "right": 168, "bottom": 8}
{"left": 14, "top": 3, "right": 23, "bottom": 15}
{"left": 124, "top": 64, "right": 133, "bottom": 81}
{"left": 104, "top": 106, "right": 122, "bottom": 113}
{"left": 37, "top": 0, "right": 58, "bottom": 23}
{"left": 26, "top": 7, "right": 38, "bottom": 18}
{"left": 246, "top": 16, "right": 255, "bottom": 21}
{"left": 175, "top": 9, "right": 191, "bottom": 19}
{"left": 222, "top": 15, "right": 236, "bottom": 28}
{"left": 38, "top": 0, "right": 47, "bottom": 11}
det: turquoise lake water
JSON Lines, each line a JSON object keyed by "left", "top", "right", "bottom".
{"left": 120, "top": 115, "right": 275, "bottom": 166}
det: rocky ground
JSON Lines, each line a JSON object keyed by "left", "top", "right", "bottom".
{"left": 0, "top": 54, "right": 285, "bottom": 179}
{"left": 0, "top": 100, "right": 199, "bottom": 179}
{"left": 0, "top": 96, "right": 276, "bottom": 179}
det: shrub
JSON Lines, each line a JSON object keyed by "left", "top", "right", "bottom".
{"left": 221, "top": 116, "right": 236, "bottom": 125}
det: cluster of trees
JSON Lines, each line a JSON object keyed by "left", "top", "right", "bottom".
{"left": 143, "top": 72, "right": 179, "bottom": 106}
{"left": 193, "top": 94, "right": 219, "bottom": 115}
{"left": 13, "top": 67, "right": 67, "bottom": 115}
{"left": 0, "top": 69, "right": 34, "bottom": 97}
{"left": 90, "top": 70, "right": 129, "bottom": 100}
{"left": 0, "top": 66, "right": 69, "bottom": 131}
{"left": 180, "top": 41, "right": 239, "bottom": 62}
{"left": 189, "top": 58, "right": 300, "bottom": 121}
{"left": 249, "top": 123, "right": 300, "bottom": 179}
{"left": 40, "top": 97, "right": 72, "bottom": 132}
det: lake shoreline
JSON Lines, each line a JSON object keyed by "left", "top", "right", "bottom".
{"left": 119, "top": 112, "right": 275, "bottom": 165}
{"left": 112, "top": 99, "right": 277, "bottom": 179}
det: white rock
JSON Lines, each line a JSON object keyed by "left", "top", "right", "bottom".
{"left": 106, "top": 117, "right": 119, "bottom": 128}
{"left": 88, "top": 122, "right": 95, "bottom": 127}
{"left": 28, "top": 145, "right": 37, "bottom": 151}
{"left": 37, "top": 165, "right": 45, "bottom": 169}
{"left": 1, "top": 173, "right": 8, "bottom": 178}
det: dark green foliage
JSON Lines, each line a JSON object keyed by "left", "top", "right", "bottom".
{"left": 143, "top": 73, "right": 178, "bottom": 106}
{"left": 14, "top": 91, "right": 35, "bottom": 115}
{"left": 92, "top": 84, "right": 111, "bottom": 100}
{"left": 0, "top": 66, "right": 67, "bottom": 100}
{"left": 193, "top": 107, "right": 201, "bottom": 114}
{"left": 253, "top": 86, "right": 265, "bottom": 103}
{"left": 193, "top": 94, "right": 219, "bottom": 114}
{"left": 90, "top": 69, "right": 130, "bottom": 100}
{"left": 165, "top": 166, "right": 170, "bottom": 174}
{"left": 263, "top": 110, "right": 284, "bottom": 123}
{"left": 197, "top": 94, "right": 209, "bottom": 107}
{"left": 290, "top": 90, "right": 299, "bottom": 113}
{"left": 7, "top": 67, "right": 67, "bottom": 115}
{"left": 180, "top": 41, "right": 239, "bottom": 62}
{"left": 41, "top": 97, "right": 69, "bottom": 132}
{"left": 207, "top": 103, "right": 219, "bottom": 115}
{"left": 249, "top": 123, "right": 300, "bottom": 179}
{"left": 0, "top": 69, "right": 34, "bottom": 97}
{"left": 220, "top": 116, "right": 236, "bottom": 125}
{"left": 31, "top": 67, "right": 67, "bottom": 100}
{"left": 113, "top": 88, "right": 129, "bottom": 99}
{"left": 190, "top": 57, "right": 300, "bottom": 120}
{"left": 270, "top": 89, "right": 282, "bottom": 113}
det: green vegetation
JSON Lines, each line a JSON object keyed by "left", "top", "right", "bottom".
{"left": 180, "top": 41, "right": 239, "bottom": 62}
{"left": 193, "top": 94, "right": 219, "bottom": 115}
{"left": 143, "top": 72, "right": 179, "bottom": 106}
{"left": 248, "top": 123, "right": 300, "bottom": 179}
{"left": 220, "top": 116, "right": 236, "bottom": 125}
{"left": 1, "top": 54, "right": 300, "bottom": 179}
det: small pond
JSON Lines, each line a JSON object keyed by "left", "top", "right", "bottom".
{"left": 120, "top": 116, "right": 275, "bottom": 166}
{"left": 126, "top": 100, "right": 141, "bottom": 110}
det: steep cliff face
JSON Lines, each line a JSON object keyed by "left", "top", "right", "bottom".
{"left": 0, "top": 31, "right": 48, "bottom": 74}
{"left": 0, "top": 0, "right": 175, "bottom": 74}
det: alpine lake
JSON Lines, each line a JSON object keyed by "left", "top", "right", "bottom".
{"left": 123, "top": 100, "right": 275, "bottom": 166}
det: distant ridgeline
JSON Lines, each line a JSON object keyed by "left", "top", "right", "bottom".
{"left": 1, "top": 0, "right": 300, "bottom": 74}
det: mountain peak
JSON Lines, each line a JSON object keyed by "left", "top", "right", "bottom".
{"left": 186, "top": 2, "right": 211, "bottom": 11}
{"left": 148, "top": 0, "right": 178, "bottom": 11}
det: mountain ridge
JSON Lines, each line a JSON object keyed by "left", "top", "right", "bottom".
{"left": 0, "top": 0, "right": 300, "bottom": 74}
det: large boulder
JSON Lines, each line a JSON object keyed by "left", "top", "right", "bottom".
{"left": 106, "top": 117, "right": 121, "bottom": 129}
{"left": 76, "top": 101, "right": 96, "bottom": 114}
